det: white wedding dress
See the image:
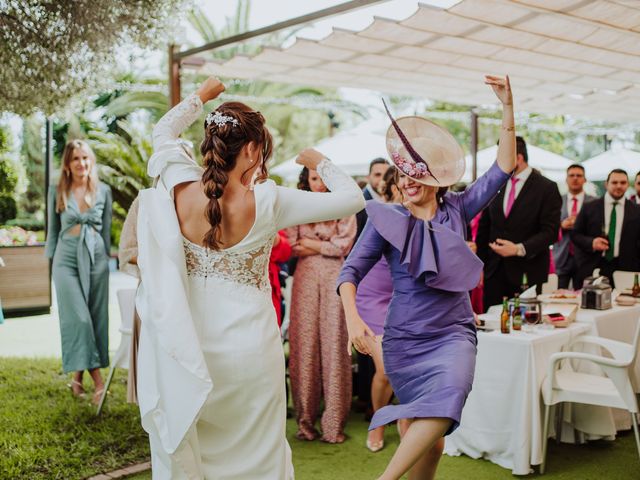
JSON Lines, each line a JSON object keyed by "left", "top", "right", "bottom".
{"left": 136, "top": 94, "right": 364, "bottom": 480}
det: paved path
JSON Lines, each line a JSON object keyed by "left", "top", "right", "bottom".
{"left": 0, "top": 272, "right": 138, "bottom": 358}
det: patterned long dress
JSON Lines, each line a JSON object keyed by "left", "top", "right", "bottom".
{"left": 287, "top": 217, "right": 356, "bottom": 442}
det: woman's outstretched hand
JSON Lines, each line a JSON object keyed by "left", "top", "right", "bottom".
{"left": 296, "top": 148, "right": 325, "bottom": 171}
{"left": 485, "top": 75, "right": 512, "bottom": 106}
{"left": 346, "top": 312, "right": 376, "bottom": 356}
{"left": 196, "top": 76, "right": 226, "bottom": 104}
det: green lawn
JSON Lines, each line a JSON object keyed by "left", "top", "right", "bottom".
{"left": 129, "top": 421, "right": 640, "bottom": 480}
{"left": 0, "top": 358, "right": 148, "bottom": 480}
{"left": 1, "top": 357, "right": 638, "bottom": 479}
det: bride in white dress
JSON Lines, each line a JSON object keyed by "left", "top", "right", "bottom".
{"left": 135, "top": 77, "right": 365, "bottom": 479}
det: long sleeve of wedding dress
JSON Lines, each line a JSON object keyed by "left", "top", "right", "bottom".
{"left": 148, "top": 94, "right": 204, "bottom": 193}
{"left": 274, "top": 158, "right": 365, "bottom": 230}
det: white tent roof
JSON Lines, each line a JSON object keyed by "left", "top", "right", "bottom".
{"left": 191, "top": 0, "right": 640, "bottom": 123}
{"left": 271, "top": 117, "right": 389, "bottom": 181}
{"left": 462, "top": 144, "right": 573, "bottom": 182}
{"left": 581, "top": 147, "right": 640, "bottom": 181}
{"left": 271, "top": 116, "right": 573, "bottom": 184}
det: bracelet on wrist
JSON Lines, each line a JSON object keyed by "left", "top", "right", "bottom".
{"left": 502, "top": 125, "right": 516, "bottom": 132}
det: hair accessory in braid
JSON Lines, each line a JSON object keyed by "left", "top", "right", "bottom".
{"left": 206, "top": 111, "right": 239, "bottom": 128}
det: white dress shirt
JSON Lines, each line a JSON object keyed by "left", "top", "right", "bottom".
{"left": 503, "top": 166, "right": 533, "bottom": 215}
{"left": 365, "top": 183, "right": 381, "bottom": 201}
{"left": 603, "top": 192, "right": 625, "bottom": 258}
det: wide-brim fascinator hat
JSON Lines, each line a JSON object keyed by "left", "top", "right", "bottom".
{"left": 383, "top": 99, "right": 465, "bottom": 187}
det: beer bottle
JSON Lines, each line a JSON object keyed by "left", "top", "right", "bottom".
{"left": 521, "top": 273, "right": 529, "bottom": 293}
{"left": 632, "top": 273, "right": 640, "bottom": 297}
{"left": 501, "top": 296, "right": 510, "bottom": 334}
{"left": 512, "top": 294, "right": 522, "bottom": 331}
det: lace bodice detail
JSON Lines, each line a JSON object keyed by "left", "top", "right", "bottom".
{"left": 183, "top": 236, "right": 274, "bottom": 291}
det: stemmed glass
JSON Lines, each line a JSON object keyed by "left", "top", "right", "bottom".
{"left": 522, "top": 301, "right": 541, "bottom": 333}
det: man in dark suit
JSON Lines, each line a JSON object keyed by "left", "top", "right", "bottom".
{"left": 573, "top": 169, "right": 640, "bottom": 288}
{"left": 355, "top": 158, "right": 389, "bottom": 239}
{"left": 553, "top": 164, "right": 595, "bottom": 289}
{"left": 477, "top": 137, "right": 562, "bottom": 310}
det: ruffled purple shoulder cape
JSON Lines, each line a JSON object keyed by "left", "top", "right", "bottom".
{"left": 365, "top": 201, "right": 482, "bottom": 292}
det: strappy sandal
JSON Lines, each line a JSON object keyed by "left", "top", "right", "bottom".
{"left": 92, "top": 386, "right": 106, "bottom": 406}
{"left": 67, "top": 380, "right": 86, "bottom": 399}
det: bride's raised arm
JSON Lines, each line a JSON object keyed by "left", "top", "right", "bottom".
{"left": 275, "top": 148, "right": 365, "bottom": 230}
{"left": 148, "top": 78, "right": 225, "bottom": 194}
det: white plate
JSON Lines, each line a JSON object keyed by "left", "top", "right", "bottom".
{"left": 538, "top": 293, "right": 580, "bottom": 304}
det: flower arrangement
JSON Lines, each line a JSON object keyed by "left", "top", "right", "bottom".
{"left": 0, "top": 226, "right": 39, "bottom": 247}
{"left": 391, "top": 152, "right": 430, "bottom": 179}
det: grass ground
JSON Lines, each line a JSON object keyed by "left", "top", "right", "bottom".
{"left": 1, "top": 357, "right": 638, "bottom": 479}
{"left": 128, "top": 420, "right": 639, "bottom": 480}
{"left": 0, "top": 358, "right": 148, "bottom": 480}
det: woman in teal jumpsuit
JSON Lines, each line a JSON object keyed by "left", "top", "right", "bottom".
{"left": 45, "top": 140, "right": 112, "bottom": 404}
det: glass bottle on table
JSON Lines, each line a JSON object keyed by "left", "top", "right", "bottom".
{"left": 520, "top": 273, "right": 529, "bottom": 293}
{"left": 512, "top": 293, "right": 522, "bottom": 331}
{"left": 632, "top": 273, "right": 640, "bottom": 297}
{"left": 500, "top": 296, "right": 510, "bottom": 334}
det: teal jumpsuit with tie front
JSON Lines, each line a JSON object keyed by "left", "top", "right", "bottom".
{"left": 45, "top": 183, "right": 112, "bottom": 373}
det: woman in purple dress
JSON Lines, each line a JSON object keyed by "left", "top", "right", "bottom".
{"left": 338, "top": 75, "right": 515, "bottom": 480}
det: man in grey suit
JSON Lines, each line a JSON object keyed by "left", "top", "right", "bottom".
{"left": 553, "top": 164, "right": 594, "bottom": 289}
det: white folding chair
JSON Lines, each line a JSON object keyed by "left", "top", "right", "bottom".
{"left": 613, "top": 271, "right": 639, "bottom": 291}
{"left": 96, "top": 288, "right": 136, "bottom": 415}
{"left": 542, "top": 273, "right": 558, "bottom": 294}
{"left": 539, "top": 318, "right": 640, "bottom": 473}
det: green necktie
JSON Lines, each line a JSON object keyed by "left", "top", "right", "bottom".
{"left": 606, "top": 201, "right": 618, "bottom": 261}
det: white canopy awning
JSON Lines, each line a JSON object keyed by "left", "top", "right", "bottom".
{"left": 271, "top": 117, "right": 389, "bottom": 181}
{"left": 191, "top": 0, "right": 640, "bottom": 124}
{"left": 271, "top": 115, "right": 574, "bottom": 184}
{"left": 581, "top": 147, "right": 640, "bottom": 181}
{"left": 462, "top": 144, "right": 573, "bottom": 182}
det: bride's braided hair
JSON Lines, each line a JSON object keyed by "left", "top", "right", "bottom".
{"left": 200, "top": 102, "right": 273, "bottom": 250}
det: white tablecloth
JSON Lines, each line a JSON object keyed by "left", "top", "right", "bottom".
{"left": 444, "top": 323, "right": 591, "bottom": 475}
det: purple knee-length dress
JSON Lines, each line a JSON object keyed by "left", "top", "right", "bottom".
{"left": 337, "top": 162, "right": 510, "bottom": 434}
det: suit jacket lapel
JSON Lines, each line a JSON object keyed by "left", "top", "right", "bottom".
{"left": 620, "top": 199, "right": 635, "bottom": 240}
{"left": 561, "top": 194, "right": 568, "bottom": 219}
{"left": 494, "top": 187, "right": 507, "bottom": 223}
{"left": 595, "top": 198, "right": 605, "bottom": 232}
